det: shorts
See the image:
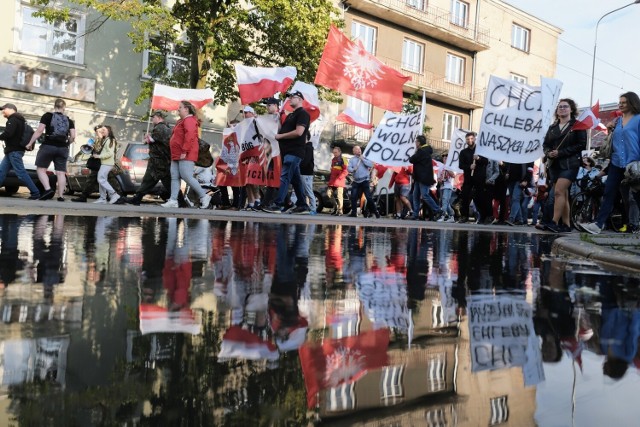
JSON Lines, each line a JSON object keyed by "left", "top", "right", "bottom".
{"left": 35, "top": 144, "right": 69, "bottom": 172}
{"left": 394, "top": 183, "right": 411, "bottom": 198}
{"left": 550, "top": 164, "right": 578, "bottom": 183}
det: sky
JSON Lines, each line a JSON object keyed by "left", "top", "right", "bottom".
{"left": 502, "top": 0, "right": 640, "bottom": 109}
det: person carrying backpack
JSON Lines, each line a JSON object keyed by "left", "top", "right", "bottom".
{"left": 26, "top": 98, "right": 76, "bottom": 201}
{"left": 0, "top": 103, "right": 41, "bottom": 199}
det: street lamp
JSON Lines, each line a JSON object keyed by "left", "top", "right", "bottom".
{"left": 588, "top": 0, "right": 640, "bottom": 149}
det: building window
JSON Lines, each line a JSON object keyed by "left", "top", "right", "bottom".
{"left": 445, "top": 54, "right": 464, "bottom": 85}
{"left": 142, "top": 35, "right": 189, "bottom": 80}
{"left": 15, "top": 3, "right": 86, "bottom": 64}
{"left": 512, "top": 24, "right": 530, "bottom": 52}
{"left": 406, "top": 0, "right": 426, "bottom": 11}
{"left": 351, "top": 21, "right": 377, "bottom": 54}
{"left": 442, "top": 112, "right": 461, "bottom": 141}
{"left": 450, "top": 0, "right": 469, "bottom": 28}
{"left": 426, "top": 353, "right": 447, "bottom": 392}
{"left": 510, "top": 73, "right": 527, "bottom": 84}
{"left": 380, "top": 365, "right": 404, "bottom": 400}
{"left": 402, "top": 39, "right": 424, "bottom": 74}
{"left": 326, "top": 383, "right": 355, "bottom": 412}
{"left": 490, "top": 396, "right": 509, "bottom": 425}
{"left": 424, "top": 408, "right": 447, "bottom": 427}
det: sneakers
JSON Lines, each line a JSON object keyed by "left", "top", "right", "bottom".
{"left": 72, "top": 196, "right": 88, "bottom": 203}
{"left": 28, "top": 194, "right": 41, "bottom": 200}
{"left": 262, "top": 203, "right": 283, "bottom": 214}
{"left": 580, "top": 222, "right": 602, "bottom": 235}
{"left": 374, "top": 211, "right": 381, "bottom": 219}
{"left": 125, "top": 196, "right": 142, "bottom": 206}
{"left": 161, "top": 199, "right": 179, "bottom": 208}
{"left": 437, "top": 215, "right": 446, "bottom": 222}
{"left": 39, "top": 189, "right": 55, "bottom": 200}
{"left": 291, "top": 206, "right": 311, "bottom": 215}
{"left": 458, "top": 217, "right": 469, "bottom": 224}
{"left": 432, "top": 212, "right": 444, "bottom": 222}
{"left": 108, "top": 193, "right": 121, "bottom": 204}
{"left": 93, "top": 198, "right": 108, "bottom": 204}
{"left": 57, "top": 197, "right": 65, "bottom": 202}
{"left": 200, "top": 194, "right": 212, "bottom": 209}
{"left": 446, "top": 216, "right": 455, "bottom": 223}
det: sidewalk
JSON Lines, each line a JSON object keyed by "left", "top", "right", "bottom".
{"left": 552, "top": 232, "right": 640, "bottom": 272}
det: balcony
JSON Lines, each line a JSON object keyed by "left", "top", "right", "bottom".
{"left": 386, "top": 61, "right": 485, "bottom": 109}
{"left": 332, "top": 123, "right": 373, "bottom": 146}
{"left": 347, "top": 0, "right": 490, "bottom": 51}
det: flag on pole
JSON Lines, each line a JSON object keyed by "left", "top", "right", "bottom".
{"left": 336, "top": 108, "right": 373, "bottom": 129}
{"left": 572, "top": 101, "right": 600, "bottom": 131}
{"left": 235, "top": 65, "right": 297, "bottom": 104}
{"left": 419, "top": 90, "right": 426, "bottom": 133}
{"left": 282, "top": 81, "right": 321, "bottom": 123}
{"left": 151, "top": 83, "right": 214, "bottom": 110}
{"left": 315, "top": 25, "right": 410, "bottom": 112}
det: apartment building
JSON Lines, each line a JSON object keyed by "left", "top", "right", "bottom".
{"left": 336, "top": 0, "right": 561, "bottom": 153}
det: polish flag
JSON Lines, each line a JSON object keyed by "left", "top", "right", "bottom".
{"left": 595, "top": 122, "right": 608, "bottom": 134}
{"left": 282, "top": 81, "right": 321, "bottom": 123}
{"left": 151, "top": 83, "right": 215, "bottom": 110}
{"left": 139, "top": 304, "right": 201, "bottom": 335}
{"left": 235, "top": 65, "right": 297, "bottom": 104}
{"left": 336, "top": 108, "right": 373, "bottom": 129}
{"left": 218, "top": 325, "right": 279, "bottom": 361}
{"left": 572, "top": 101, "right": 600, "bottom": 131}
{"left": 315, "top": 25, "right": 411, "bottom": 112}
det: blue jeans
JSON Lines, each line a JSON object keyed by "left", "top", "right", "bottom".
{"left": 275, "top": 154, "right": 308, "bottom": 208}
{"left": 440, "top": 187, "right": 454, "bottom": 216}
{"left": 289, "top": 175, "right": 317, "bottom": 212}
{"left": 595, "top": 164, "right": 624, "bottom": 228}
{"left": 412, "top": 182, "right": 441, "bottom": 218}
{"left": 508, "top": 182, "right": 528, "bottom": 222}
{"left": 0, "top": 151, "right": 40, "bottom": 196}
{"left": 350, "top": 180, "right": 377, "bottom": 215}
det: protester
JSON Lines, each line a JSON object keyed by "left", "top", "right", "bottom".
{"left": 72, "top": 125, "right": 104, "bottom": 203}
{"left": 26, "top": 98, "right": 75, "bottom": 201}
{"left": 505, "top": 162, "right": 534, "bottom": 226}
{"left": 299, "top": 135, "right": 316, "bottom": 214}
{"left": 262, "top": 90, "right": 310, "bottom": 214}
{"left": 327, "top": 146, "right": 349, "bottom": 216}
{"left": 92, "top": 125, "right": 124, "bottom": 204}
{"left": 491, "top": 161, "right": 509, "bottom": 224}
{"left": 0, "top": 103, "right": 41, "bottom": 199}
{"left": 437, "top": 153, "right": 456, "bottom": 222}
{"left": 348, "top": 145, "right": 380, "bottom": 218}
{"left": 543, "top": 98, "right": 587, "bottom": 233}
{"left": 161, "top": 101, "right": 211, "bottom": 209}
{"left": 241, "top": 106, "right": 262, "bottom": 210}
{"left": 390, "top": 165, "right": 413, "bottom": 219}
{"left": 458, "top": 132, "right": 490, "bottom": 223}
{"left": 581, "top": 92, "right": 640, "bottom": 234}
{"left": 409, "top": 135, "right": 443, "bottom": 221}
{"left": 259, "top": 97, "right": 283, "bottom": 207}
{"left": 126, "top": 111, "right": 184, "bottom": 206}
{"left": 484, "top": 158, "right": 500, "bottom": 224}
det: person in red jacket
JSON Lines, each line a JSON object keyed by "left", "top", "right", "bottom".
{"left": 390, "top": 166, "right": 413, "bottom": 219}
{"left": 327, "top": 146, "right": 348, "bottom": 215}
{"left": 161, "top": 101, "right": 211, "bottom": 209}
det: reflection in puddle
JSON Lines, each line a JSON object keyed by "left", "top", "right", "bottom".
{"left": 1, "top": 214, "right": 639, "bottom": 425}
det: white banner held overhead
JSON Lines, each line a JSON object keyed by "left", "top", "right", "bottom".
{"left": 363, "top": 111, "right": 422, "bottom": 166}
{"left": 540, "top": 77, "right": 563, "bottom": 132}
{"left": 476, "top": 76, "right": 545, "bottom": 163}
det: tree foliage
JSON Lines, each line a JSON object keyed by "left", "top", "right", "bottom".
{"left": 33, "top": 0, "right": 342, "bottom": 105}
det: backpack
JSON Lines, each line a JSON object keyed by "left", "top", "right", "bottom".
{"left": 50, "top": 112, "right": 70, "bottom": 143}
{"left": 21, "top": 122, "right": 35, "bottom": 148}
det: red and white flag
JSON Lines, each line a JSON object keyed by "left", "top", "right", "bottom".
{"left": 139, "top": 304, "right": 201, "bottom": 335}
{"left": 336, "top": 108, "right": 373, "bottom": 129}
{"left": 315, "top": 25, "right": 411, "bottom": 112}
{"left": 282, "top": 81, "right": 321, "bottom": 123}
{"left": 151, "top": 83, "right": 214, "bottom": 110}
{"left": 572, "top": 101, "right": 600, "bottom": 131}
{"left": 218, "top": 326, "right": 279, "bottom": 361}
{"left": 298, "top": 328, "right": 390, "bottom": 408}
{"left": 235, "top": 65, "right": 297, "bottom": 104}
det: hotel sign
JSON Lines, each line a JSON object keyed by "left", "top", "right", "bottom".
{"left": 0, "top": 63, "right": 96, "bottom": 103}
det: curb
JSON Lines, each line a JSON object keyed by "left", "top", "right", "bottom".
{"left": 552, "top": 235, "right": 640, "bottom": 273}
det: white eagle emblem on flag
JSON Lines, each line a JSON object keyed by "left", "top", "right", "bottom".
{"left": 342, "top": 43, "right": 383, "bottom": 90}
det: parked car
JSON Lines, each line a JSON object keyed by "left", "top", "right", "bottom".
{"left": 66, "top": 142, "right": 166, "bottom": 197}
{"left": 0, "top": 124, "right": 57, "bottom": 194}
{"left": 312, "top": 170, "right": 352, "bottom": 214}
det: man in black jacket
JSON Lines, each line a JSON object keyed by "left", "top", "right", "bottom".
{"left": 0, "top": 103, "right": 41, "bottom": 199}
{"left": 409, "top": 135, "right": 443, "bottom": 220}
{"left": 458, "top": 132, "right": 490, "bottom": 223}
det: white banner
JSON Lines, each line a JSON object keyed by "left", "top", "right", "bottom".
{"left": 540, "top": 77, "right": 563, "bottom": 132}
{"left": 363, "top": 111, "right": 422, "bottom": 166}
{"left": 446, "top": 128, "right": 470, "bottom": 173}
{"left": 476, "top": 76, "right": 545, "bottom": 163}
{"left": 356, "top": 271, "right": 410, "bottom": 332}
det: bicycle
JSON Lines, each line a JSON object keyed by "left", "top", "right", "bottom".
{"left": 571, "top": 177, "right": 624, "bottom": 231}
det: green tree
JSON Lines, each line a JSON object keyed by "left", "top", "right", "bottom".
{"left": 33, "top": 0, "right": 342, "bottom": 104}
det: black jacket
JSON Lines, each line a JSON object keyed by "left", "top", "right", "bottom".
{"left": 409, "top": 143, "right": 435, "bottom": 185}
{"left": 505, "top": 162, "right": 533, "bottom": 184}
{"left": 0, "top": 113, "right": 26, "bottom": 154}
{"left": 459, "top": 144, "right": 488, "bottom": 183}
{"left": 543, "top": 119, "right": 587, "bottom": 171}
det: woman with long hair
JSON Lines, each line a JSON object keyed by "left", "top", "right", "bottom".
{"left": 542, "top": 98, "right": 587, "bottom": 232}
{"left": 581, "top": 92, "right": 640, "bottom": 234}
{"left": 92, "top": 125, "right": 122, "bottom": 204}
{"left": 162, "top": 101, "right": 211, "bottom": 209}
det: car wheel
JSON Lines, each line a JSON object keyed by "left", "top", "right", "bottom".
{"left": 314, "top": 192, "right": 324, "bottom": 213}
{"left": 3, "top": 185, "right": 19, "bottom": 195}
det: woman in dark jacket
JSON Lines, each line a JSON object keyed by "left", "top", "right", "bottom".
{"left": 543, "top": 98, "right": 587, "bottom": 232}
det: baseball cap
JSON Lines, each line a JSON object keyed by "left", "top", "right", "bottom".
{"left": 1, "top": 103, "right": 17, "bottom": 111}
{"left": 243, "top": 106, "right": 255, "bottom": 114}
{"left": 286, "top": 90, "right": 304, "bottom": 100}
{"left": 263, "top": 97, "right": 280, "bottom": 105}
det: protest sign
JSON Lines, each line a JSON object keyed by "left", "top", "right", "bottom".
{"left": 540, "top": 77, "right": 563, "bottom": 132}
{"left": 476, "top": 76, "right": 546, "bottom": 163}
{"left": 363, "top": 111, "right": 422, "bottom": 166}
{"left": 446, "top": 128, "right": 470, "bottom": 173}
{"left": 356, "top": 271, "right": 411, "bottom": 331}
{"left": 467, "top": 294, "right": 544, "bottom": 385}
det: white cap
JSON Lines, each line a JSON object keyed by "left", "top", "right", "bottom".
{"left": 243, "top": 106, "right": 255, "bottom": 114}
